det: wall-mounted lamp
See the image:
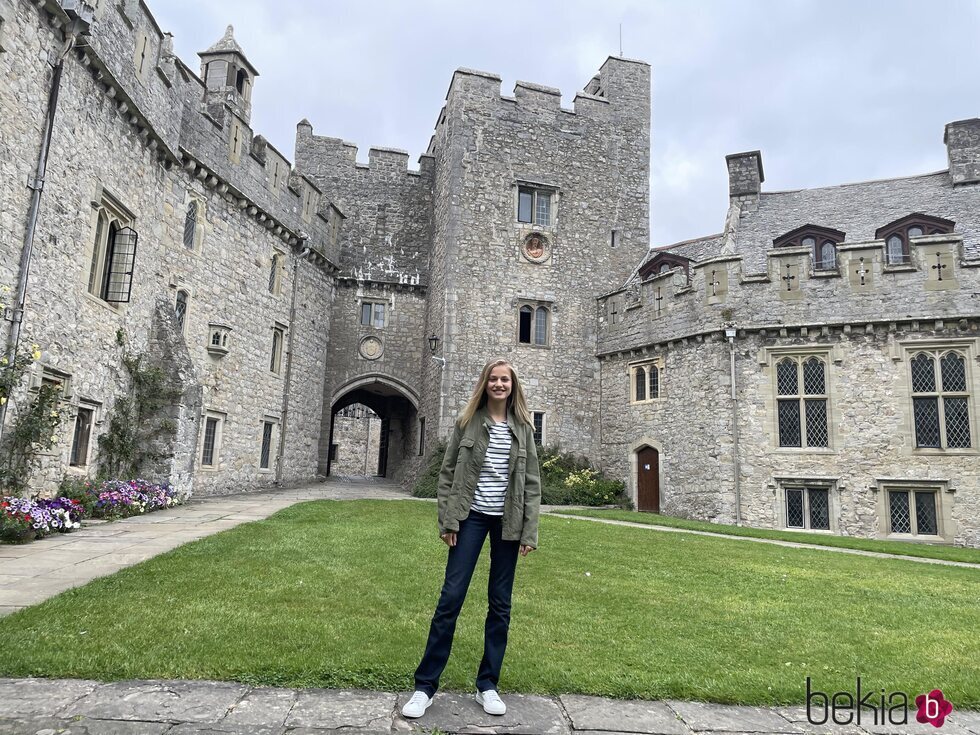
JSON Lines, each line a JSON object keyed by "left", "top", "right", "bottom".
{"left": 428, "top": 333, "right": 446, "bottom": 367}
{"left": 724, "top": 326, "right": 737, "bottom": 341}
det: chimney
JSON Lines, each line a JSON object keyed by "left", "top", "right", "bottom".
{"left": 725, "top": 150, "right": 764, "bottom": 198}
{"left": 944, "top": 119, "right": 980, "bottom": 186}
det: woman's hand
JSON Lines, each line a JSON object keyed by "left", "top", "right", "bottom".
{"left": 440, "top": 532, "right": 457, "bottom": 547}
{"left": 519, "top": 545, "right": 535, "bottom": 557}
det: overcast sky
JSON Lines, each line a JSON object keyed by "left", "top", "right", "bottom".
{"left": 150, "top": 0, "right": 980, "bottom": 247}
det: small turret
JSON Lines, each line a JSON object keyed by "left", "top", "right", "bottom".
{"left": 198, "top": 25, "right": 259, "bottom": 124}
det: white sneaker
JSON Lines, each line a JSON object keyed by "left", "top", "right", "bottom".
{"left": 476, "top": 689, "right": 506, "bottom": 715}
{"left": 401, "top": 690, "right": 432, "bottom": 718}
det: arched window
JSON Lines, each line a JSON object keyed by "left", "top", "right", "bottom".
{"left": 269, "top": 252, "right": 283, "bottom": 295}
{"left": 773, "top": 225, "right": 844, "bottom": 271}
{"left": 634, "top": 367, "right": 646, "bottom": 402}
{"left": 876, "top": 213, "right": 954, "bottom": 265}
{"left": 182, "top": 201, "right": 198, "bottom": 250}
{"left": 518, "top": 302, "right": 551, "bottom": 346}
{"left": 174, "top": 289, "right": 188, "bottom": 332}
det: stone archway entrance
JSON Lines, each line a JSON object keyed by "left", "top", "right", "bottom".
{"left": 636, "top": 446, "right": 660, "bottom": 513}
{"left": 326, "top": 374, "right": 419, "bottom": 482}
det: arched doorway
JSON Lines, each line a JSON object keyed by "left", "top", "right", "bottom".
{"left": 325, "top": 374, "right": 419, "bottom": 482}
{"left": 636, "top": 446, "right": 660, "bottom": 513}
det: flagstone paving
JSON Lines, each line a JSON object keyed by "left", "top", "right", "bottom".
{"left": 0, "top": 678, "right": 976, "bottom": 735}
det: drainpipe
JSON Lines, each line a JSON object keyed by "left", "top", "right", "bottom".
{"left": 0, "top": 10, "right": 90, "bottom": 442}
{"left": 274, "top": 246, "right": 310, "bottom": 485}
{"left": 725, "top": 326, "right": 741, "bottom": 525}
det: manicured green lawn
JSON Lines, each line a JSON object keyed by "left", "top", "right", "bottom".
{"left": 552, "top": 508, "right": 980, "bottom": 565}
{"left": 1, "top": 499, "right": 978, "bottom": 706}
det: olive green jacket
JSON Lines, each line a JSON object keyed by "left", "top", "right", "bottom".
{"left": 436, "top": 406, "right": 541, "bottom": 548}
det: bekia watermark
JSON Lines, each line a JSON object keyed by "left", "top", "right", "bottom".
{"left": 806, "top": 677, "right": 953, "bottom": 728}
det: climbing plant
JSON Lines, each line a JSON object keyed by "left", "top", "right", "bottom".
{"left": 97, "top": 353, "right": 181, "bottom": 480}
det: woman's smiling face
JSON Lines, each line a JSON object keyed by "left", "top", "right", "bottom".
{"left": 486, "top": 364, "right": 513, "bottom": 403}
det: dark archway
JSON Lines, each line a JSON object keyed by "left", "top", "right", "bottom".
{"left": 326, "top": 374, "right": 419, "bottom": 482}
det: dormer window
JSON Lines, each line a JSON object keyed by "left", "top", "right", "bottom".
{"left": 773, "top": 225, "right": 845, "bottom": 271}
{"left": 638, "top": 252, "right": 692, "bottom": 282}
{"left": 875, "top": 213, "right": 954, "bottom": 265}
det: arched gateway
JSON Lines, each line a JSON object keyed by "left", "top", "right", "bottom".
{"left": 324, "top": 374, "right": 420, "bottom": 481}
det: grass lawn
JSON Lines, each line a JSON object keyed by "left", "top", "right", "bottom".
{"left": 552, "top": 508, "right": 980, "bottom": 565}
{"left": 0, "top": 499, "right": 977, "bottom": 707}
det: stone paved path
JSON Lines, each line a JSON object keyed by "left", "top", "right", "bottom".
{"left": 0, "top": 677, "right": 977, "bottom": 735}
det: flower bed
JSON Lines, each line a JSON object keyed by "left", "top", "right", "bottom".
{"left": 1, "top": 478, "right": 187, "bottom": 543}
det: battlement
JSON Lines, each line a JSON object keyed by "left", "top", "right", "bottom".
{"left": 442, "top": 56, "right": 649, "bottom": 122}
{"left": 294, "top": 121, "right": 433, "bottom": 181}
{"left": 48, "top": 0, "right": 335, "bottom": 262}
{"left": 598, "top": 234, "right": 980, "bottom": 355}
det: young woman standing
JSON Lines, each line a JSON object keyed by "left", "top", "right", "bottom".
{"left": 402, "top": 358, "right": 541, "bottom": 718}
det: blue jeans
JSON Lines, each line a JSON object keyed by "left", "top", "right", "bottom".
{"left": 414, "top": 510, "right": 521, "bottom": 697}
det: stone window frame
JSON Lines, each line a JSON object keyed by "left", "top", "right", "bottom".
{"left": 182, "top": 196, "right": 206, "bottom": 254}
{"left": 269, "top": 323, "right": 286, "bottom": 375}
{"left": 199, "top": 409, "right": 227, "bottom": 470}
{"left": 259, "top": 415, "right": 279, "bottom": 473}
{"left": 772, "top": 224, "right": 845, "bottom": 272}
{"left": 174, "top": 287, "right": 190, "bottom": 335}
{"left": 773, "top": 477, "right": 839, "bottom": 534}
{"left": 418, "top": 416, "right": 426, "bottom": 457}
{"left": 897, "top": 339, "right": 977, "bottom": 455}
{"left": 515, "top": 182, "right": 558, "bottom": 228}
{"left": 359, "top": 299, "right": 388, "bottom": 329}
{"left": 629, "top": 358, "right": 664, "bottom": 404}
{"left": 68, "top": 399, "right": 102, "bottom": 470}
{"left": 761, "top": 345, "right": 839, "bottom": 454}
{"left": 85, "top": 187, "right": 136, "bottom": 309}
{"left": 873, "top": 478, "right": 953, "bottom": 543}
{"left": 532, "top": 411, "right": 546, "bottom": 445}
{"left": 517, "top": 300, "right": 552, "bottom": 348}
{"left": 268, "top": 249, "right": 286, "bottom": 296}
{"left": 875, "top": 213, "right": 954, "bottom": 266}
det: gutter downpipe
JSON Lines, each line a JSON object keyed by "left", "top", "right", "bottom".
{"left": 726, "top": 326, "right": 741, "bottom": 525}
{"left": 0, "top": 14, "right": 88, "bottom": 442}
{"left": 274, "top": 246, "right": 310, "bottom": 485}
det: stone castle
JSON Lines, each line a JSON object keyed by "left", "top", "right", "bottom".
{"left": 1, "top": 0, "right": 977, "bottom": 547}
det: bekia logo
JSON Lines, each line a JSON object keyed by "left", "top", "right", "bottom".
{"left": 916, "top": 689, "right": 954, "bottom": 728}
{"left": 806, "top": 677, "right": 954, "bottom": 728}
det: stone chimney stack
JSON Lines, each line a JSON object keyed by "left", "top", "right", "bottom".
{"left": 944, "top": 119, "right": 980, "bottom": 186}
{"left": 725, "top": 150, "right": 764, "bottom": 198}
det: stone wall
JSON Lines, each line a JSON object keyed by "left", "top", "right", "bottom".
{"left": 0, "top": 0, "right": 334, "bottom": 497}
{"left": 427, "top": 58, "right": 651, "bottom": 458}
{"left": 331, "top": 410, "right": 382, "bottom": 476}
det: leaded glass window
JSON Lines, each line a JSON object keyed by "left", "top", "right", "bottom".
{"left": 910, "top": 350, "right": 972, "bottom": 449}
{"left": 183, "top": 202, "right": 198, "bottom": 250}
{"left": 888, "top": 488, "right": 939, "bottom": 536}
{"left": 784, "top": 486, "right": 831, "bottom": 530}
{"left": 776, "top": 356, "right": 829, "bottom": 448}
{"left": 516, "top": 185, "right": 554, "bottom": 226}
{"left": 518, "top": 302, "right": 550, "bottom": 346}
{"left": 174, "top": 290, "right": 188, "bottom": 332}
{"left": 630, "top": 361, "right": 662, "bottom": 403}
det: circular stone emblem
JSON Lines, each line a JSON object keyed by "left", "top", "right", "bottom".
{"left": 521, "top": 232, "right": 550, "bottom": 263}
{"left": 359, "top": 336, "right": 383, "bottom": 360}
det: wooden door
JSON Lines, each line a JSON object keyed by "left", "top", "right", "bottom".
{"left": 637, "top": 446, "right": 660, "bottom": 513}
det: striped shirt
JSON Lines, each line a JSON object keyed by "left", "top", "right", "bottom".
{"left": 470, "top": 421, "right": 511, "bottom": 515}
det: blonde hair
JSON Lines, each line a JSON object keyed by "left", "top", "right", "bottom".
{"left": 458, "top": 358, "right": 533, "bottom": 429}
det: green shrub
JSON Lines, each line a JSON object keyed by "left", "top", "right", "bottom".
{"left": 58, "top": 475, "right": 99, "bottom": 516}
{"left": 411, "top": 441, "right": 446, "bottom": 498}
{"left": 412, "top": 439, "right": 628, "bottom": 508}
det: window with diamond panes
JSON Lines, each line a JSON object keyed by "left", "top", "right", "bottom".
{"left": 785, "top": 487, "right": 831, "bottom": 530}
{"left": 888, "top": 489, "right": 939, "bottom": 536}
{"left": 776, "top": 356, "right": 829, "bottom": 448}
{"left": 910, "top": 350, "right": 972, "bottom": 449}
